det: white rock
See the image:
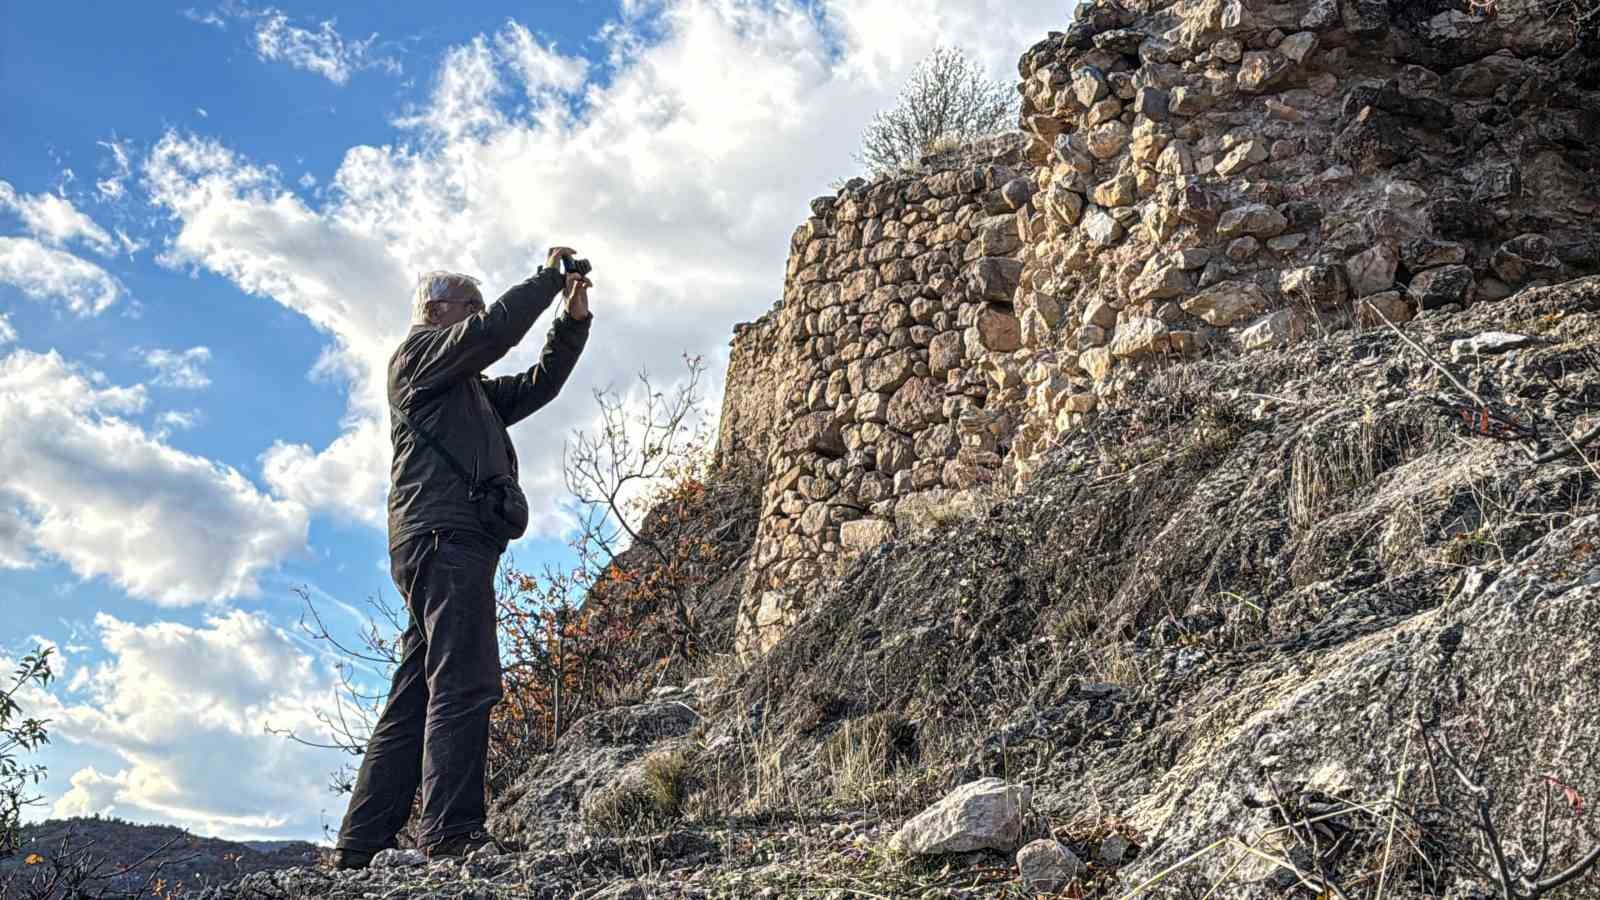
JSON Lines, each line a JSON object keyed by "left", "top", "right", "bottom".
{"left": 1449, "top": 332, "right": 1546, "bottom": 361}
{"left": 1017, "top": 839, "right": 1083, "bottom": 891}
{"left": 1346, "top": 244, "right": 1399, "bottom": 298}
{"left": 1240, "top": 308, "right": 1307, "bottom": 350}
{"left": 889, "top": 778, "right": 1033, "bottom": 854}
{"left": 1082, "top": 208, "right": 1125, "bottom": 246}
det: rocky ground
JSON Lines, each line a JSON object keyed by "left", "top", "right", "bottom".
{"left": 187, "top": 278, "right": 1600, "bottom": 898}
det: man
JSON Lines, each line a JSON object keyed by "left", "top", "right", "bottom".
{"left": 331, "top": 247, "right": 592, "bottom": 869}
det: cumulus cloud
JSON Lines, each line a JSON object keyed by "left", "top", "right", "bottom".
{"left": 0, "top": 237, "right": 123, "bottom": 315}
{"left": 10, "top": 611, "right": 348, "bottom": 839}
{"left": 142, "top": 0, "right": 1064, "bottom": 539}
{"left": 0, "top": 349, "right": 309, "bottom": 604}
{"left": 259, "top": 418, "right": 389, "bottom": 528}
{"left": 142, "top": 346, "right": 214, "bottom": 389}
{"left": 0, "top": 312, "right": 15, "bottom": 344}
{"left": 0, "top": 181, "right": 118, "bottom": 255}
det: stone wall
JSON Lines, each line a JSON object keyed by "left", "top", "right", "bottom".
{"left": 720, "top": 0, "right": 1599, "bottom": 656}
{"left": 1002, "top": 0, "right": 1597, "bottom": 480}
{"left": 718, "top": 136, "right": 1043, "bottom": 655}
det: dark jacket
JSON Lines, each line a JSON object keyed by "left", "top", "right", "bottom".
{"left": 386, "top": 267, "right": 590, "bottom": 549}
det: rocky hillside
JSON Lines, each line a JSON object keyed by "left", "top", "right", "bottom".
{"left": 198, "top": 285, "right": 1600, "bottom": 900}
{"left": 2, "top": 817, "right": 319, "bottom": 897}
{"left": 191, "top": 0, "right": 1600, "bottom": 896}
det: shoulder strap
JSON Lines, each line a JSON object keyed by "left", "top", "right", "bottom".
{"left": 392, "top": 402, "right": 480, "bottom": 497}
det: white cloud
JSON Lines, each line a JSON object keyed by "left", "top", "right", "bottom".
{"left": 157, "top": 409, "right": 203, "bottom": 431}
{"left": 12, "top": 611, "right": 349, "bottom": 840}
{"left": 182, "top": 7, "right": 228, "bottom": 29}
{"left": 259, "top": 418, "right": 388, "bottom": 528}
{"left": 142, "top": 346, "right": 213, "bottom": 389}
{"left": 0, "top": 505, "right": 34, "bottom": 569}
{"left": 185, "top": 3, "right": 405, "bottom": 84}
{"left": 254, "top": 10, "right": 368, "bottom": 84}
{"left": 0, "top": 312, "right": 15, "bottom": 344}
{"left": 95, "top": 139, "right": 136, "bottom": 203}
{"left": 495, "top": 21, "right": 589, "bottom": 98}
{"left": 0, "top": 237, "right": 123, "bottom": 315}
{"left": 0, "top": 181, "right": 118, "bottom": 255}
{"left": 141, "top": 0, "right": 1063, "bottom": 540}
{"left": 0, "top": 349, "right": 309, "bottom": 604}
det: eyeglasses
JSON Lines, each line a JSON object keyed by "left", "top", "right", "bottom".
{"left": 435, "top": 297, "right": 484, "bottom": 311}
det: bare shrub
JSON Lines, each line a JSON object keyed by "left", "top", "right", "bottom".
{"left": 1, "top": 823, "right": 192, "bottom": 900}
{"left": 855, "top": 46, "right": 1017, "bottom": 177}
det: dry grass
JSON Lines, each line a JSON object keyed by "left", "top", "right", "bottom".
{"left": 582, "top": 747, "right": 699, "bottom": 836}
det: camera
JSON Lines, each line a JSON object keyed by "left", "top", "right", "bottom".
{"left": 561, "top": 256, "right": 592, "bottom": 278}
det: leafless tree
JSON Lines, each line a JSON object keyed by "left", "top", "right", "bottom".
{"left": 856, "top": 46, "right": 1018, "bottom": 176}
{"left": 264, "top": 590, "right": 406, "bottom": 795}
{"left": 563, "top": 353, "right": 712, "bottom": 661}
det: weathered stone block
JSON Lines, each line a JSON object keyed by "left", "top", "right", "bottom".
{"left": 1110, "top": 317, "right": 1169, "bottom": 358}
{"left": 1183, "top": 280, "right": 1270, "bottom": 326}
{"left": 1346, "top": 243, "right": 1399, "bottom": 297}
{"left": 1217, "top": 203, "right": 1288, "bottom": 239}
{"left": 785, "top": 411, "right": 845, "bottom": 457}
{"left": 840, "top": 518, "right": 894, "bottom": 554}
{"left": 1410, "top": 265, "right": 1476, "bottom": 310}
{"left": 887, "top": 377, "right": 942, "bottom": 431}
{"left": 929, "top": 331, "right": 964, "bottom": 378}
{"left": 1240, "top": 308, "right": 1307, "bottom": 350}
{"left": 976, "top": 306, "right": 1022, "bottom": 352}
{"left": 1237, "top": 51, "right": 1291, "bottom": 93}
{"left": 890, "top": 779, "right": 1033, "bottom": 854}
{"left": 969, "top": 257, "right": 1024, "bottom": 302}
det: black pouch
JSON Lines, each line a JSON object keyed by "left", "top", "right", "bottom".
{"left": 472, "top": 473, "right": 529, "bottom": 542}
{"left": 393, "top": 402, "right": 529, "bottom": 543}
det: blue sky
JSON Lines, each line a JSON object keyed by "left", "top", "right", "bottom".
{"left": 0, "top": 0, "right": 1064, "bottom": 842}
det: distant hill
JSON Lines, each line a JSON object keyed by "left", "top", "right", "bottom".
{"left": 1, "top": 817, "right": 321, "bottom": 897}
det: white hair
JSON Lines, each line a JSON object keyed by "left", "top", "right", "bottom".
{"left": 411, "top": 271, "right": 484, "bottom": 325}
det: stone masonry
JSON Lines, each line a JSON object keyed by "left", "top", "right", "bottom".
{"left": 721, "top": 0, "right": 1599, "bottom": 656}
{"left": 720, "top": 136, "right": 1038, "bottom": 656}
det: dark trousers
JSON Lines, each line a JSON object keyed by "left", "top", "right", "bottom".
{"left": 336, "top": 529, "right": 504, "bottom": 851}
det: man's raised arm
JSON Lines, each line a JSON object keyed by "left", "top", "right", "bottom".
{"left": 482, "top": 311, "right": 592, "bottom": 426}
{"left": 406, "top": 267, "right": 566, "bottom": 400}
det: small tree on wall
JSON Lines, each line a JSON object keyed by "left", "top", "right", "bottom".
{"left": 855, "top": 46, "right": 1018, "bottom": 177}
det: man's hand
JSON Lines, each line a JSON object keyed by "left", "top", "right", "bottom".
{"left": 564, "top": 273, "right": 591, "bottom": 321}
{"left": 546, "top": 246, "right": 577, "bottom": 271}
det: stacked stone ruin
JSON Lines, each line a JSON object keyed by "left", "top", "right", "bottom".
{"left": 720, "top": 0, "right": 1599, "bottom": 656}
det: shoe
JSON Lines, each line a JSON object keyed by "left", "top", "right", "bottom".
{"left": 327, "top": 847, "right": 378, "bottom": 871}
{"left": 424, "top": 829, "right": 506, "bottom": 860}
